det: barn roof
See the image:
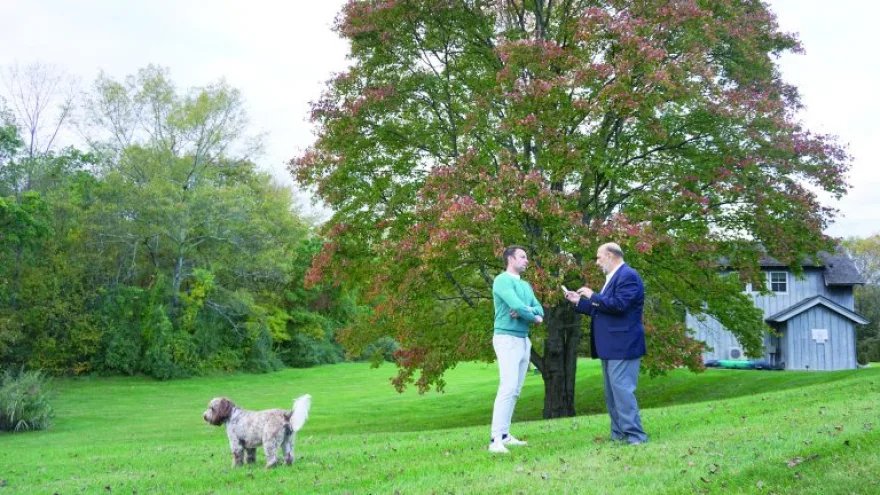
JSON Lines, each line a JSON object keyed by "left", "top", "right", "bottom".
{"left": 765, "top": 295, "right": 869, "bottom": 325}
{"left": 727, "top": 249, "right": 866, "bottom": 286}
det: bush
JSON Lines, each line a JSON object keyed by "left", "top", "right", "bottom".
{"left": 857, "top": 337, "right": 880, "bottom": 365}
{"left": 96, "top": 287, "right": 147, "bottom": 375}
{"left": 359, "top": 336, "right": 400, "bottom": 364}
{"left": 280, "top": 333, "right": 344, "bottom": 368}
{"left": 100, "top": 323, "right": 143, "bottom": 375}
{"left": 141, "top": 305, "right": 197, "bottom": 380}
{"left": 244, "top": 325, "right": 283, "bottom": 373}
{"left": 0, "top": 369, "right": 54, "bottom": 432}
{"left": 201, "top": 349, "right": 244, "bottom": 372}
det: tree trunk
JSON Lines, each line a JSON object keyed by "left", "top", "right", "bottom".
{"left": 533, "top": 303, "right": 582, "bottom": 418}
{"left": 171, "top": 252, "right": 185, "bottom": 309}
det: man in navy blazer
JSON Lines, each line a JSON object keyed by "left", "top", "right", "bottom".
{"left": 564, "top": 242, "right": 648, "bottom": 444}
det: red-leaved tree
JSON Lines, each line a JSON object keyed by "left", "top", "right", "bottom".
{"left": 292, "top": 0, "right": 849, "bottom": 417}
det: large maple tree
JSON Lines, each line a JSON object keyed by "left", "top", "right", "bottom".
{"left": 292, "top": 0, "right": 849, "bottom": 417}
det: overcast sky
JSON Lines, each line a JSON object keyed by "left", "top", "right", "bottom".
{"left": 1, "top": 0, "right": 876, "bottom": 238}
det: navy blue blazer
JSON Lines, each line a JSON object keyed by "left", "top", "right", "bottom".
{"left": 574, "top": 263, "right": 646, "bottom": 360}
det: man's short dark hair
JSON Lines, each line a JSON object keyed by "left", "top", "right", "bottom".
{"left": 502, "top": 245, "right": 527, "bottom": 264}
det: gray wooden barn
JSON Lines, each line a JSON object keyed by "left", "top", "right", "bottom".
{"left": 687, "top": 251, "right": 869, "bottom": 371}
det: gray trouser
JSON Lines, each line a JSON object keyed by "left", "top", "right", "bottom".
{"left": 602, "top": 358, "right": 648, "bottom": 444}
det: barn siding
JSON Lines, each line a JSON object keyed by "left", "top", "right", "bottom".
{"left": 750, "top": 269, "right": 834, "bottom": 316}
{"left": 688, "top": 268, "right": 859, "bottom": 370}
{"left": 688, "top": 312, "right": 745, "bottom": 361}
{"left": 783, "top": 306, "right": 857, "bottom": 370}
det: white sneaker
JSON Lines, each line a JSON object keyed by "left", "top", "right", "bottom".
{"left": 503, "top": 435, "right": 527, "bottom": 446}
{"left": 488, "top": 439, "right": 509, "bottom": 454}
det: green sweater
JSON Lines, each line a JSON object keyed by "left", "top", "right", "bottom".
{"left": 493, "top": 271, "right": 544, "bottom": 337}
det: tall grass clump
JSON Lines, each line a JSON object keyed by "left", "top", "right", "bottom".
{"left": 0, "top": 369, "right": 54, "bottom": 432}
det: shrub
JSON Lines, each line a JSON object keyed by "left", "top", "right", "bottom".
{"left": 0, "top": 369, "right": 54, "bottom": 432}
{"left": 281, "top": 333, "right": 344, "bottom": 368}
{"left": 243, "top": 325, "right": 283, "bottom": 373}
{"left": 359, "top": 336, "right": 400, "bottom": 364}
{"left": 96, "top": 287, "right": 147, "bottom": 375}
{"left": 100, "top": 323, "right": 143, "bottom": 375}
{"left": 201, "top": 349, "right": 244, "bottom": 372}
{"left": 141, "top": 305, "right": 197, "bottom": 380}
{"left": 857, "top": 337, "right": 880, "bottom": 365}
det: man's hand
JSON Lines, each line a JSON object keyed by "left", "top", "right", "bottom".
{"left": 577, "top": 287, "right": 594, "bottom": 298}
{"left": 564, "top": 290, "right": 580, "bottom": 304}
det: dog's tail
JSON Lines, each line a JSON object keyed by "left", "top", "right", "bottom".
{"left": 289, "top": 394, "right": 311, "bottom": 432}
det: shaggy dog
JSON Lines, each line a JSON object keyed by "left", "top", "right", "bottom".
{"left": 203, "top": 394, "right": 311, "bottom": 468}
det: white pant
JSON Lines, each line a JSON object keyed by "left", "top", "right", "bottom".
{"left": 490, "top": 334, "right": 531, "bottom": 440}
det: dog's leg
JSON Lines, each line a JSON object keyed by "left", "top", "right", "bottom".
{"left": 283, "top": 433, "right": 295, "bottom": 465}
{"left": 264, "top": 439, "right": 279, "bottom": 468}
{"left": 231, "top": 447, "right": 245, "bottom": 467}
{"left": 245, "top": 448, "right": 257, "bottom": 464}
{"left": 229, "top": 436, "right": 245, "bottom": 467}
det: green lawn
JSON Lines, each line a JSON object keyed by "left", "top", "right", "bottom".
{"left": 1, "top": 360, "right": 878, "bottom": 494}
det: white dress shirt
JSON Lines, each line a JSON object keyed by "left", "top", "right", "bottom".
{"left": 601, "top": 262, "right": 624, "bottom": 294}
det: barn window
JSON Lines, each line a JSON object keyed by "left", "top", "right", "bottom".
{"left": 767, "top": 271, "right": 787, "bottom": 293}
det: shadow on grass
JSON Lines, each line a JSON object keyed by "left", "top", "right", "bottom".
{"left": 387, "top": 360, "right": 871, "bottom": 434}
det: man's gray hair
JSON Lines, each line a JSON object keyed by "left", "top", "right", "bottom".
{"left": 600, "top": 242, "right": 624, "bottom": 259}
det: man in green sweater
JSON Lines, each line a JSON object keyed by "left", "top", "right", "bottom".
{"left": 489, "top": 245, "right": 544, "bottom": 454}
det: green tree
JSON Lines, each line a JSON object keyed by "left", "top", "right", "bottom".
{"left": 2, "top": 66, "right": 346, "bottom": 377}
{"left": 293, "top": 1, "right": 849, "bottom": 417}
{"left": 843, "top": 234, "right": 880, "bottom": 363}
{"left": 844, "top": 234, "right": 880, "bottom": 286}
{"left": 0, "top": 112, "right": 99, "bottom": 372}
{"left": 80, "top": 67, "right": 330, "bottom": 376}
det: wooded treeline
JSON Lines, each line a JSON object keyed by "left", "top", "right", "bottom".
{"left": 844, "top": 235, "right": 880, "bottom": 364}
{"left": 0, "top": 65, "right": 356, "bottom": 378}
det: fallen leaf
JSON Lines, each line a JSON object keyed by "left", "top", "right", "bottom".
{"left": 787, "top": 454, "right": 819, "bottom": 468}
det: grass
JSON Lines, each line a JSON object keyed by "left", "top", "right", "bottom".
{"left": 0, "top": 359, "right": 878, "bottom": 494}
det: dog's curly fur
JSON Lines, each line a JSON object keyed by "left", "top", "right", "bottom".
{"left": 203, "top": 394, "right": 311, "bottom": 468}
